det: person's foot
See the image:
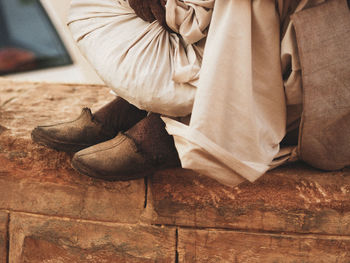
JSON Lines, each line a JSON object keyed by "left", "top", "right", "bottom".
{"left": 31, "top": 97, "right": 147, "bottom": 152}
{"left": 71, "top": 114, "right": 180, "bottom": 181}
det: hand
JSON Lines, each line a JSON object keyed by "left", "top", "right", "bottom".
{"left": 129, "top": 0, "right": 167, "bottom": 28}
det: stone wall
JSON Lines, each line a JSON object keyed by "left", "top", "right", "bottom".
{"left": 0, "top": 79, "right": 349, "bottom": 262}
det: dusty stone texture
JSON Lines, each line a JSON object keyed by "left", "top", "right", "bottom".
{"left": 178, "top": 228, "right": 350, "bottom": 263}
{"left": 9, "top": 213, "right": 176, "bottom": 263}
{"left": 0, "top": 212, "right": 8, "bottom": 263}
{"left": 0, "top": 80, "right": 145, "bottom": 223}
{"left": 147, "top": 164, "right": 350, "bottom": 235}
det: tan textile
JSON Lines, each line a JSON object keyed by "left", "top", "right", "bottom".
{"left": 68, "top": 0, "right": 323, "bottom": 187}
{"left": 292, "top": 0, "right": 350, "bottom": 170}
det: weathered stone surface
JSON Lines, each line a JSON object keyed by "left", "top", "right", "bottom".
{"left": 0, "top": 79, "right": 114, "bottom": 139}
{"left": 0, "top": 80, "right": 145, "bottom": 223}
{"left": 0, "top": 174, "right": 144, "bottom": 223}
{"left": 178, "top": 228, "right": 350, "bottom": 262}
{"left": 9, "top": 213, "right": 176, "bottom": 262}
{"left": 147, "top": 165, "right": 350, "bottom": 235}
{"left": 0, "top": 212, "right": 8, "bottom": 263}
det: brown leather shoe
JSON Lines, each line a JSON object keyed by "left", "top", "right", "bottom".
{"left": 71, "top": 114, "right": 181, "bottom": 181}
{"left": 71, "top": 133, "right": 151, "bottom": 180}
{"left": 32, "top": 97, "right": 147, "bottom": 152}
{"left": 31, "top": 108, "right": 116, "bottom": 152}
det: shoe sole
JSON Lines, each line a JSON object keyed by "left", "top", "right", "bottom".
{"left": 31, "top": 128, "right": 91, "bottom": 153}
{"left": 71, "top": 157, "right": 151, "bottom": 181}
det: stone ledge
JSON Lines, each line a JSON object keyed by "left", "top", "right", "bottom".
{"left": 2, "top": 79, "right": 350, "bottom": 233}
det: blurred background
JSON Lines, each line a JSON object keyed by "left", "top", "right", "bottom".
{"left": 0, "top": 0, "right": 103, "bottom": 84}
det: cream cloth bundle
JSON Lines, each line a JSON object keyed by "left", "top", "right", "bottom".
{"left": 68, "top": 0, "right": 213, "bottom": 116}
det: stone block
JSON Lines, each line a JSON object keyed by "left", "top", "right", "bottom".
{"left": 0, "top": 212, "right": 8, "bottom": 263}
{"left": 0, "top": 172, "right": 145, "bottom": 223}
{"left": 9, "top": 213, "right": 176, "bottom": 262}
{"left": 147, "top": 165, "right": 350, "bottom": 235}
{"left": 178, "top": 228, "right": 350, "bottom": 262}
{"left": 0, "top": 80, "right": 145, "bottom": 223}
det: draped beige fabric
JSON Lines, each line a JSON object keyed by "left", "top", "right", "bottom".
{"left": 68, "top": 0, "right": 324, "bottom": 187}
{"left": 165, "top": 0, "right": 325, "bottom": 186}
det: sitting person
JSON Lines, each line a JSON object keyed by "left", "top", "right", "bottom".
{"left": 32, "top": 0, "right": 350, "bottom": 187}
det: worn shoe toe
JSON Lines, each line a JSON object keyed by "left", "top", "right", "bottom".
{"left": 31, "top": 108, "right": 116, "bottom": 152}
{"left": 71, "top": 133, "right": 151, "bottom": 181}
